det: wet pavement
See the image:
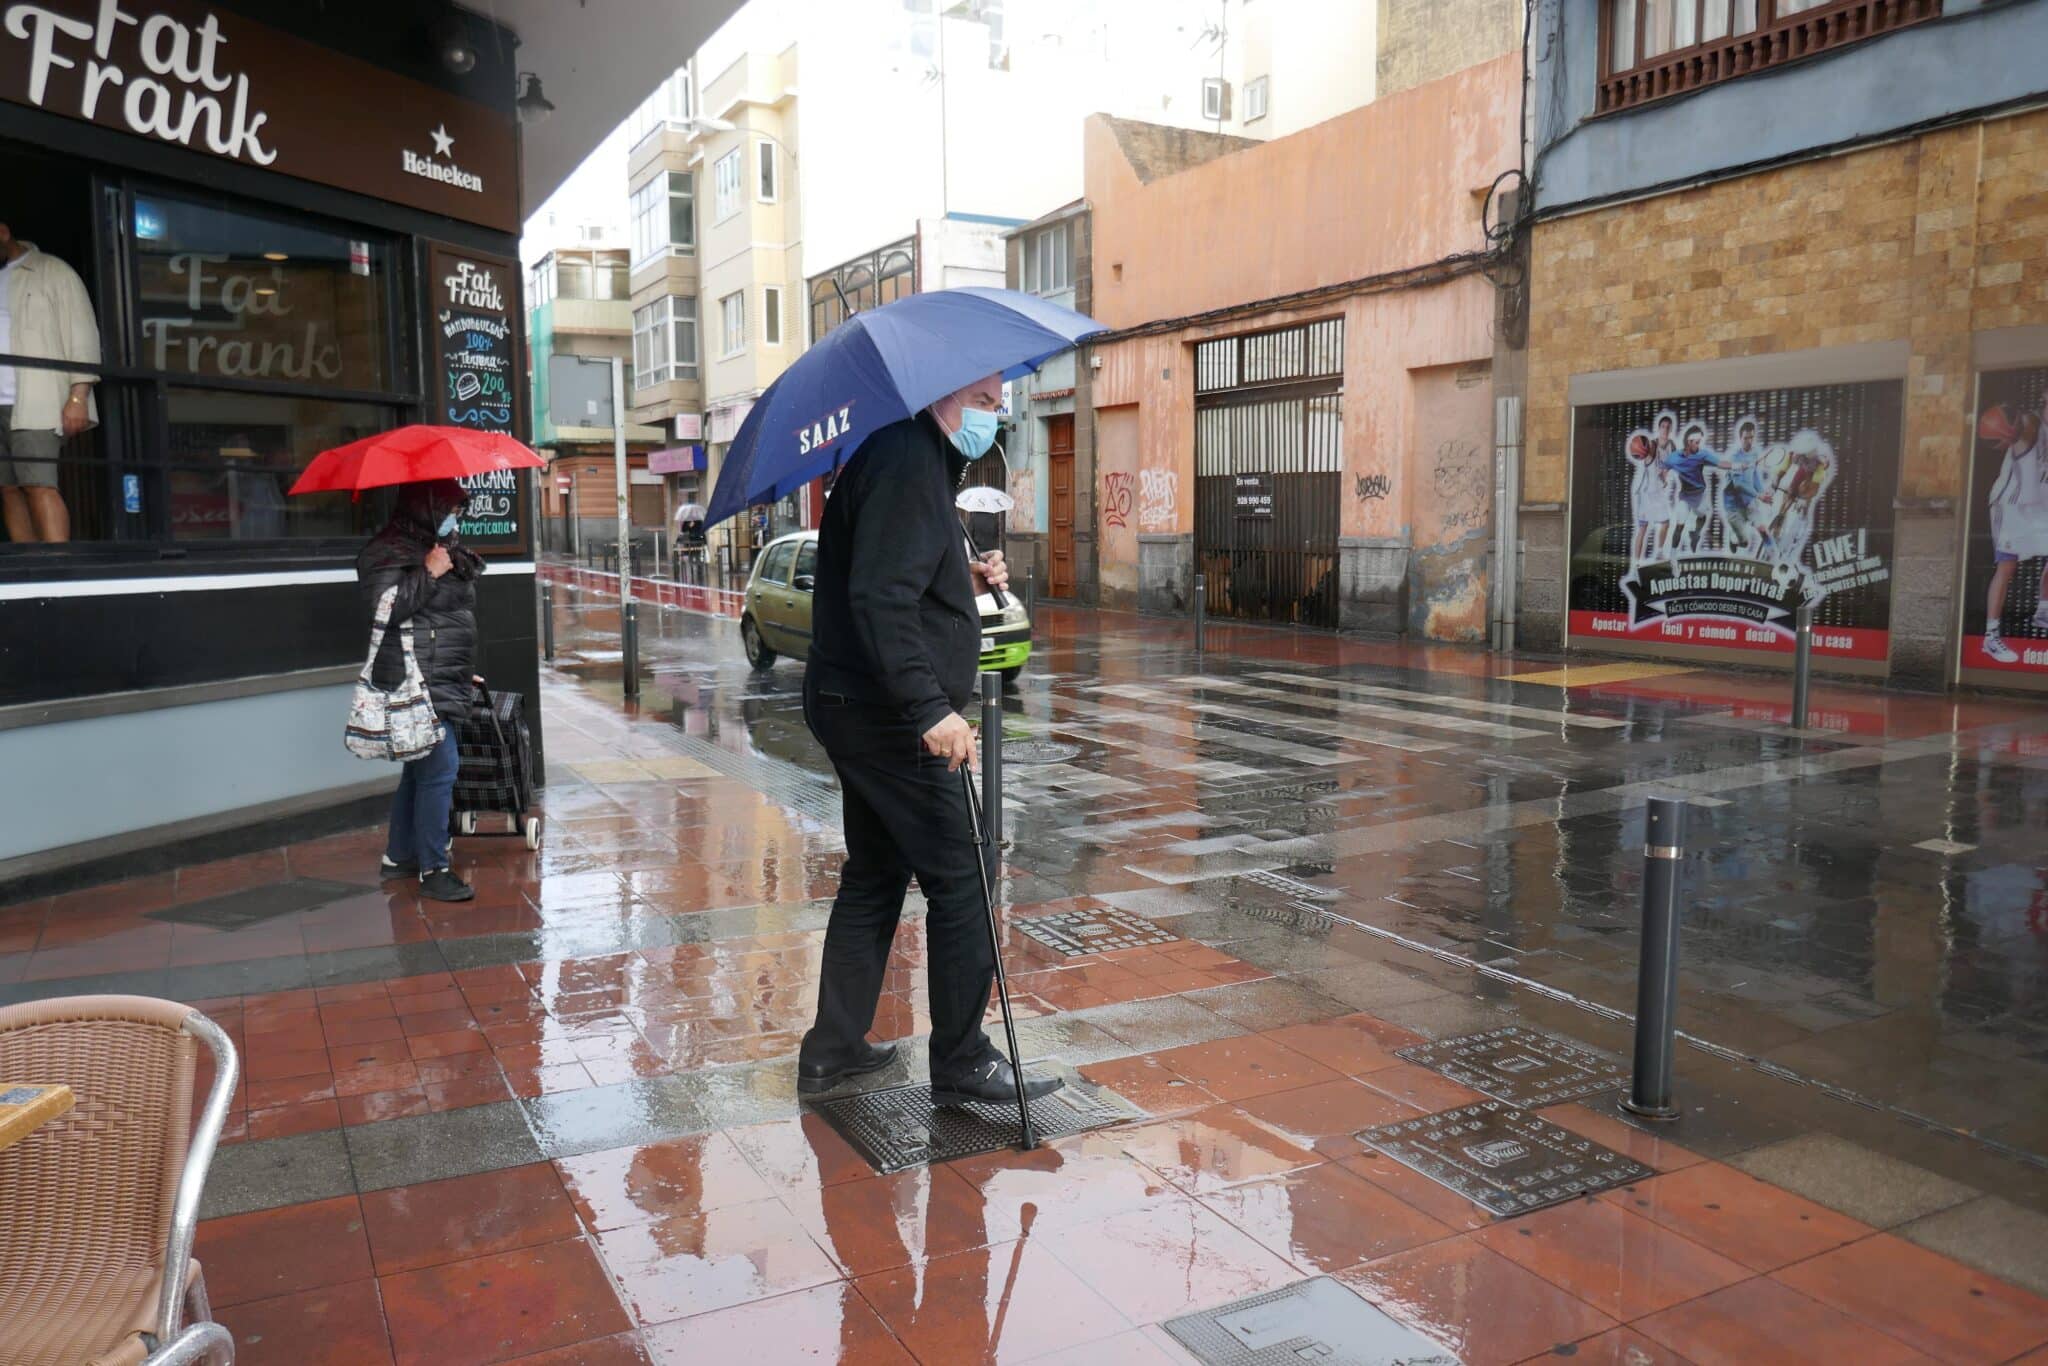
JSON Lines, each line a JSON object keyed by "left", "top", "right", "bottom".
{"left": 6, "top": 572, "right": 2048, "bottom": 1363}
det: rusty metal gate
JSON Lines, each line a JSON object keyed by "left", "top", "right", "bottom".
{"left": 1194, "top": 319, "right": 1344, "bottom": 628}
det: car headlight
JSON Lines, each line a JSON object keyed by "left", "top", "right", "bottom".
{"left": 999, "top": 603, "right": 1029, "bottom": 628}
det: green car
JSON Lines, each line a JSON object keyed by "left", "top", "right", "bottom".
{"left": 740, "top": 530, "right": 1031, "bottom": 682}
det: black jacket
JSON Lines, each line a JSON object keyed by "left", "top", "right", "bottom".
{"left": 356, "top": 497, "right": 485, "bottom": 722}
{"left": 808, "top": 414, "right": 978, "bottom": 733}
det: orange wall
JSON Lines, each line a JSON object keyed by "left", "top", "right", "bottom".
{"left": 1085, "top": 54, "right": 1519, "bottom": 330}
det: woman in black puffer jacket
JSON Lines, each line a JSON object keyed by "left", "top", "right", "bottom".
{"left": 357, "top": 479, "right": 484, "bottom": 902}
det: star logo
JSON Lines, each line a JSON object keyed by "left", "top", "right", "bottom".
{"left": 430, "top": 124, "right": 454, "bottom": 157}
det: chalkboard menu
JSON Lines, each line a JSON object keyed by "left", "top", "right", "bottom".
{"left": 427, "top": 243, "right": 527, "bottom": 555}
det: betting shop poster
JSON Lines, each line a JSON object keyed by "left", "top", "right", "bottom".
{"left": 1963, "top": 367, "right": 2048, "bottom": 681}
{"left": 1567, "top": 381, "right": 1900, "bottom": 661}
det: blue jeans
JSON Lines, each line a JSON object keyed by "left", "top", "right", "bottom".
{"left": 386, "top": 725, "right": 460, "bottom": 872}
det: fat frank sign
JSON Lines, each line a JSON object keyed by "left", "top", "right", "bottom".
{"left": 429, "top": 244, "right": 526, "bottom": 554}
{"left": 0, "top": 0, "right": 517, "bottom": 232}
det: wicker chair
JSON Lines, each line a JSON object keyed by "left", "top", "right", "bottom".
{"left": 0, "top": 995, "right": 239, "bottom": 1365}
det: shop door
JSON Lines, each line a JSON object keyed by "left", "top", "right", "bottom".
{"left": 1194, "top": 320, "right": 1343, "bottom": 629}
{"left": 1048, "top": 415, "right": 1075, "bottom": 598}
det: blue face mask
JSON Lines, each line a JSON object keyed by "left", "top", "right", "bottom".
{"left": 945, "top": 406, "right": 1001, "bottom": 460}
{"left": 437, "top": 512, "right": 460, "bottom": 538}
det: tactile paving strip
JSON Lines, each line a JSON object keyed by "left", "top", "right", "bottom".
{"left": 1359, "top": 1100, "right": 1651, "bottom": 1217}
{"left": 809, "top": 1079, "right": 1141, "bottom": 1174}
{"left": 1013, "top": 907, "right": 1178, "bottom": 957}
{"left": 1161, "top": 1276, "right": 1456, "bottom": 1366}
{"left": 1396, "top": 1025, "right": 1629, "bottom": 1107}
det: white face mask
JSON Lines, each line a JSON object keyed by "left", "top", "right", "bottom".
{"left": 438, "top": 512, "right": 459, "bottom": 538}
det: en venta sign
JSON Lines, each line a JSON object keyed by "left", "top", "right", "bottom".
{"left": 0, "top": 0, "right": 517, "bottom": 232}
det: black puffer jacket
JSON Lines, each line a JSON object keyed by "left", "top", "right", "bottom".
{"left": 356, "top": 481, "right": 485, "bottom": 722}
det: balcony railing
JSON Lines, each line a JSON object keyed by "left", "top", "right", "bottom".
{"left": 1598, "top": 0, "right": 1941, "bottom": 115}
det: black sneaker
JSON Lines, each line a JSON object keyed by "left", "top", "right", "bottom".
{"left": 379, "top": 856, "right": 419, "bottom": 880}
{"left": 931, "top": 1053, "right": 1063, "bottom": 1108}
{"left": 418, "top": 868, "right": 474, "bottom": 902}
{"left": 797, "top": 1040, "right": 900, "bottom": 1096}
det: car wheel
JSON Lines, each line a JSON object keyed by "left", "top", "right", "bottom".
{"left": 741, "top": 615, "right": 776, "bottom": 670}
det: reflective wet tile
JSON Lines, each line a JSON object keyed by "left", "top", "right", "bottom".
{"left": 1727, "top": 1132, "right": 1979, "bottom": 1229}
{"left": 784, "top": 1163, "right": 997, "bottom": 1276}
{"left": 1536, "top": 1326, "right": 1694, "bottom": 1365}
{"left": 378, "top": 1239, "right": 631, "bottom": 1366}
{"left": 725, "top": 1112, "right": 876, "bottom": 1193}
{"left": 949, "top": 1132, "right": 1184, "bottom": 1237}
{"left": 1338, "top": 1238, "right": 1616, "bottom": 1366}
{"left": 504, "top": 1332, "right": 655, "bottom": 1365}
{"left": 591, "top": 1196, "right": 842, "bottom": 1324}
{"left": 854, "top": 1238, "right": 1130, "bottom": 1362}
{"left": 1256, "top": 1014, "right": 1414, "bottom": 1076}
{"left": 1597, "top": 1161, "right": 1873, "bottom": 1272}
{"left": 522, "top": 1077, "right": 713, "bottom": 1159}
{"left": 1116, "top": 1107, "right": 1321, "bottom": 1194}
{"left": 345, "top": 1101, "right": 546, "bottom": 1192}
{"left": 359, "top": 1163, "right": 580, "bottom": 1274}
{"left": 1079, "top": 1054, "right": 1222, "bottom": 1115}
{"left": 555, "top": 1131, "right": 777, "bottom": 1231}
{"left": 641, "top": 1282, "right": 912, "bottom": 1364}
{"left": 1233, "top": 1078, "right": 1419, "bottom": 1158}
{"left": 1534, "top": 1102, "right": 1707, "bottom": 1175}
{"left": 1040, "top": 1196, "right": 1301, "bottom": 1325}
{"left": 1898, "top": 1195, "right": 2048, "bottom": 1299}
{"left": 1636, "top": 1276, "right": 1939, "bottom": 1366}
{"left": 194, "top": 1194, "right": 373, "bottom": 1307}
{"left": 1773, "top": 1233, "right": 2048, "bottom": 1363}
{"left": 1197, "top": 1162, "right": 1456, "bottom": 1273}
{"left": 1148, "top": 1036, "right": 1344, "bottom": 1102}
{"left": 1472, "top": 1197, "right": 1750, "bottom": 1321}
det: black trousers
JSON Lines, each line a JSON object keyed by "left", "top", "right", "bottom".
{"left": 802, "top": 676, "right": 995, "bottom": 1079}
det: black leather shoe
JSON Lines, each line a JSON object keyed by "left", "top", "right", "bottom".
{"left": 797, "top": 1041, "right": 899, "bottom": 1096}
{"left": 380, "top": 856, "right": 419, "bottom": 880}
{"left": 931, "top": 1054, "right": 1064, "bottom": 1108}
{"left": 419, "top": 868, "right": 474, "bottom": 903}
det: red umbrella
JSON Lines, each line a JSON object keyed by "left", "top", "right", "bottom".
{"left": 288, "top": 424, "right": 544, "bottom": 497}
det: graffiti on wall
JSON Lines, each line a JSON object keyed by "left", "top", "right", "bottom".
{"left": 1356, "top": 473, "right": 1391, "bottom": 503}
{"left": 1432, "top": 438, "right": 1490, "bottom": 533}
{"left": 1102, "top": 472, "right": 1133, "bottom": 528}
{"left": 1138, "top": 469, "right": 1178, "bottom": 531}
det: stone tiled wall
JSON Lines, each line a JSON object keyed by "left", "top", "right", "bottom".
{"left": 1377, "top": 0, "right": 1522, "bottom": 98}
{"left": 1521, "top": 110, "right": 2048, "bottom": 680}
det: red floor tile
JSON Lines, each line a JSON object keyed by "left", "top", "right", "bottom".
{"left": 1473, "top": 1198, "right": 1751, "bottom": 1322}
{"left": 1232, "top": 1077, "right": 1421, "bottom": 1158}
{"left": 1526, "top": 1326, "right": 1695, "bottom": 1365}
{"left": 555, "top": 1132, "right": 778, "bottom": 1231}
{"left": 196, "top": 1195, "right": 374, "bottom": 1308}
{"left": 360, "top": 1164, "right": 582, "bottom": 1275}
{"left": 1535, "top": 1103, "right": 1708, "bottom": 1175}
{"left": 340, "top": 1088, "right": 433, "bottom": 1126}
{"left": 1597, "top": 1162, "right": 1874, "bottom": 1272}
{"left": 948, "top": 1132, "right": 1185, "bottom": 1238}
{"left": 1039, "top": 1196, "right": 1300, "bottom": 1326}
{"left": 1021, "top": 1331, "right": 1188, "bottom": 1365}
{"left": 216, "top": 1276, "right": 394, "bottom": 1366}
{"left": 1340, "top": 1238, "right": 1618, "bottom": 1366}
{"left": 1077, "top": 1055, "right": 1220, "bottom": 1115}
{"left": 1198, "top": 1161, "right": 1456, "bottom": 1273}
{"left": 725, "top": 1114, "right": 877, "bottom": 1193}
{"left": 591, "top": 1196, "right": 843, "bottom": 1325}
{"left": 1773, "top": 1234, "right": 2048, "bottom": 1364}
{"left": 1356, "top": 1063, "right": 1488, "bottom": 1114}
{"left": 248, "top": 1098, "right": 343, "bottom": 1140}
{"left": 379, "top": 1238, "right": 630, "bottom": 1366}
{"left": 1636, "top": 1276, "right": 1938, "bottom": 1366}
{"left": 1114, "top": 1106, "right": 1321, "bottom": 1194}
{"left": 1257, "top": 1014, "right": 1415, "bottom": 1076}
{"left": 641, "top": 1282, "right": 913, "bottom": 1364}
{"left": 854, "top": 1239, "right": 1130, "bottom": 1363}
{"left": 500, "top": 1331, "right": 653, "bottom": 1364}
{"left": 1148, "top": 1034, "right": 1344, "bottom": 1102}
{"left": 786, "top": 1164, "right": 999, "bottom": 1277}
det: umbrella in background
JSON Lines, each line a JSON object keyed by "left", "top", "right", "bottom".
{"left": 676, "top": 501, "right": 708, "bottom": 521}
{"left": 705, "top": 287, "right": 1105, "bottom": 526}
{"left": 289, "top": 424, "right": 543, "bottom": 497}
{"left": 955, "top": 487, "right": 1015, "bottom": 514}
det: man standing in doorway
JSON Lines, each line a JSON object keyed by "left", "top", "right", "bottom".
{"left": 0, "top": 221, "right": 100, "bottom": 544}
{"left": 798, "top": 371, "right": 1062, "bottom": 1108}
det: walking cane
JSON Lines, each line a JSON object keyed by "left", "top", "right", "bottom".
{"left": 961, "top": 766, "right": 1036, "bottom": 1151}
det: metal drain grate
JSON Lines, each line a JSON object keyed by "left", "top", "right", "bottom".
{"left": 147, "top": 878, "right": 370, "bottom": 930}
{"left": 1162, "top": 1276, "right": 1455, "bottom": 1366}
{"left": 1396, "top": 1026, "right": 1628, "bottom": 1108}
{"left": 808, "top": 1079, "right": 1141, "bottom": 1174}
{"left": 1236, "top": 868, "right": 1341, "bottom": 901}
{"left": 1359, "top": 1101, "right": 1651, "bottom": 1217}
{"left": 1013, "top": 908, "right": 1178, "bottom": 957}
{"left": 1003, "top": 739, "right": 1084, "bottom": 765}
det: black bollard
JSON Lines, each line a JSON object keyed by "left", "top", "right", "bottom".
{"left": 1790, "top": 603, "right": 1813, "bottom": 731}
{"left": 1622, "top": 796, "right": 1688, "bottom": 1121}
{"left": 622, "top": 600, "right": 641, "bottom": 701}
{"left": 541, "top": 580, "right": 555, "bottom": 662}
{"left": 980, "top": 670, "right": 1003, "bottom": 885}
{"left": 1025, "top": 567, "right": 1035, "bottom": 622}
{"left": 1193, "top": 571, "right": 1206, "bottom": 658}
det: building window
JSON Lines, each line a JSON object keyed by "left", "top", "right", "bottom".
{"left": 1201, "top": 76, "right": 1229, "bottom": 121}
{"left": 1022, "top": 224, "right": 1069, "bottom": 296}
{"left": 630, "top": 172, "right": 694, "bottom": 266}
{"left": 633, "top": 296, "right": 698, "bottom": 390}
{"left": 551, "top": 249, "right": 629, "bottom": 301}
{"left": 808, "top": 238, "right": 916, "bottom": 342}
{"left": 714, "top": 149, "right": 742, "bottom": 221}
{"left": 721, "top": 291, "right": 746, "bottom": 356}
{"left": 1600, "top": 0, "right": 1940, "bottom": 113}
{"left": 757, "top": 141, "right": 779, "bottom": 203}
{"left": 627, "top": 66, "right": 693, "bottom": 147}
{"left": 1245, "top": 75, "right": 1269, "bottom": 122}
{"left": 762, "top": 286, "right": 783, "bottom": 345}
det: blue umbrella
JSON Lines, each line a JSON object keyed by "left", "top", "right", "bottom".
{"left": 704, "top": 287, "right": 1106, "bottom": 525}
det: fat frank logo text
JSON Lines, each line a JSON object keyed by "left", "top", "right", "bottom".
{"left": 797, "top": 404, "right": 854, "bottom": 456}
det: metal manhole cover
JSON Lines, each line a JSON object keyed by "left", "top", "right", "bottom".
{"left": 1237, "top": 868, "right": 1341, "bottom": 902}
{"left": 1359, "top": 1101, "right": 1651, "bottom": 1217}
{"left": 1014, "top": 908, "right": 1177, "bottom": 957}
{"left": 808, "top": 1079, "right": 1141, "bottom": 1174}
{"left": 146, "top": 878, "right": 369, "bottom": 930}
{"left": 1162, "top": 1276, "right": 1455, "bottom": 1366}
{"left": 1004, "top": 738, "right": 1083, "bottom": 764}
{"left": 1396, "top": 1026, "right": 1627, "bottom": 1108}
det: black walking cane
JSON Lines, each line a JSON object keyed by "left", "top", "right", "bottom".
{"left": 961, "top": 765, "right": 1036, "bottom": 1151}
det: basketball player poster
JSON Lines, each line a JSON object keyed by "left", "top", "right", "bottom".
{"left": 1963, "top": 367, "right": 2048, "bottom": 684}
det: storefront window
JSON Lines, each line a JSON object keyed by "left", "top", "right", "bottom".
{"left": 162, "top": 391, "right": 392, "bottom": 542}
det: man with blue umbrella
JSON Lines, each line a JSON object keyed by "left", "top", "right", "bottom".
{"left": 705, "top": 287, "right": 1102, "bottom": 1108}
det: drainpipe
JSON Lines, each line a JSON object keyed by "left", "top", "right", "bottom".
{"left": 1493, "top": 393, "right": 1522, "bottom": 655}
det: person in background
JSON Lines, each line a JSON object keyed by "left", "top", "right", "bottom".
{"left": 357, "top": 479, "right": 484, "bottom": 902}
{"left": 0, "top": 220, "right": 100, "bottom": 544}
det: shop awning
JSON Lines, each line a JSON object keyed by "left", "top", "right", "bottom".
{"left": 491, "top": 0, "right": 748, "bottom": 210}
